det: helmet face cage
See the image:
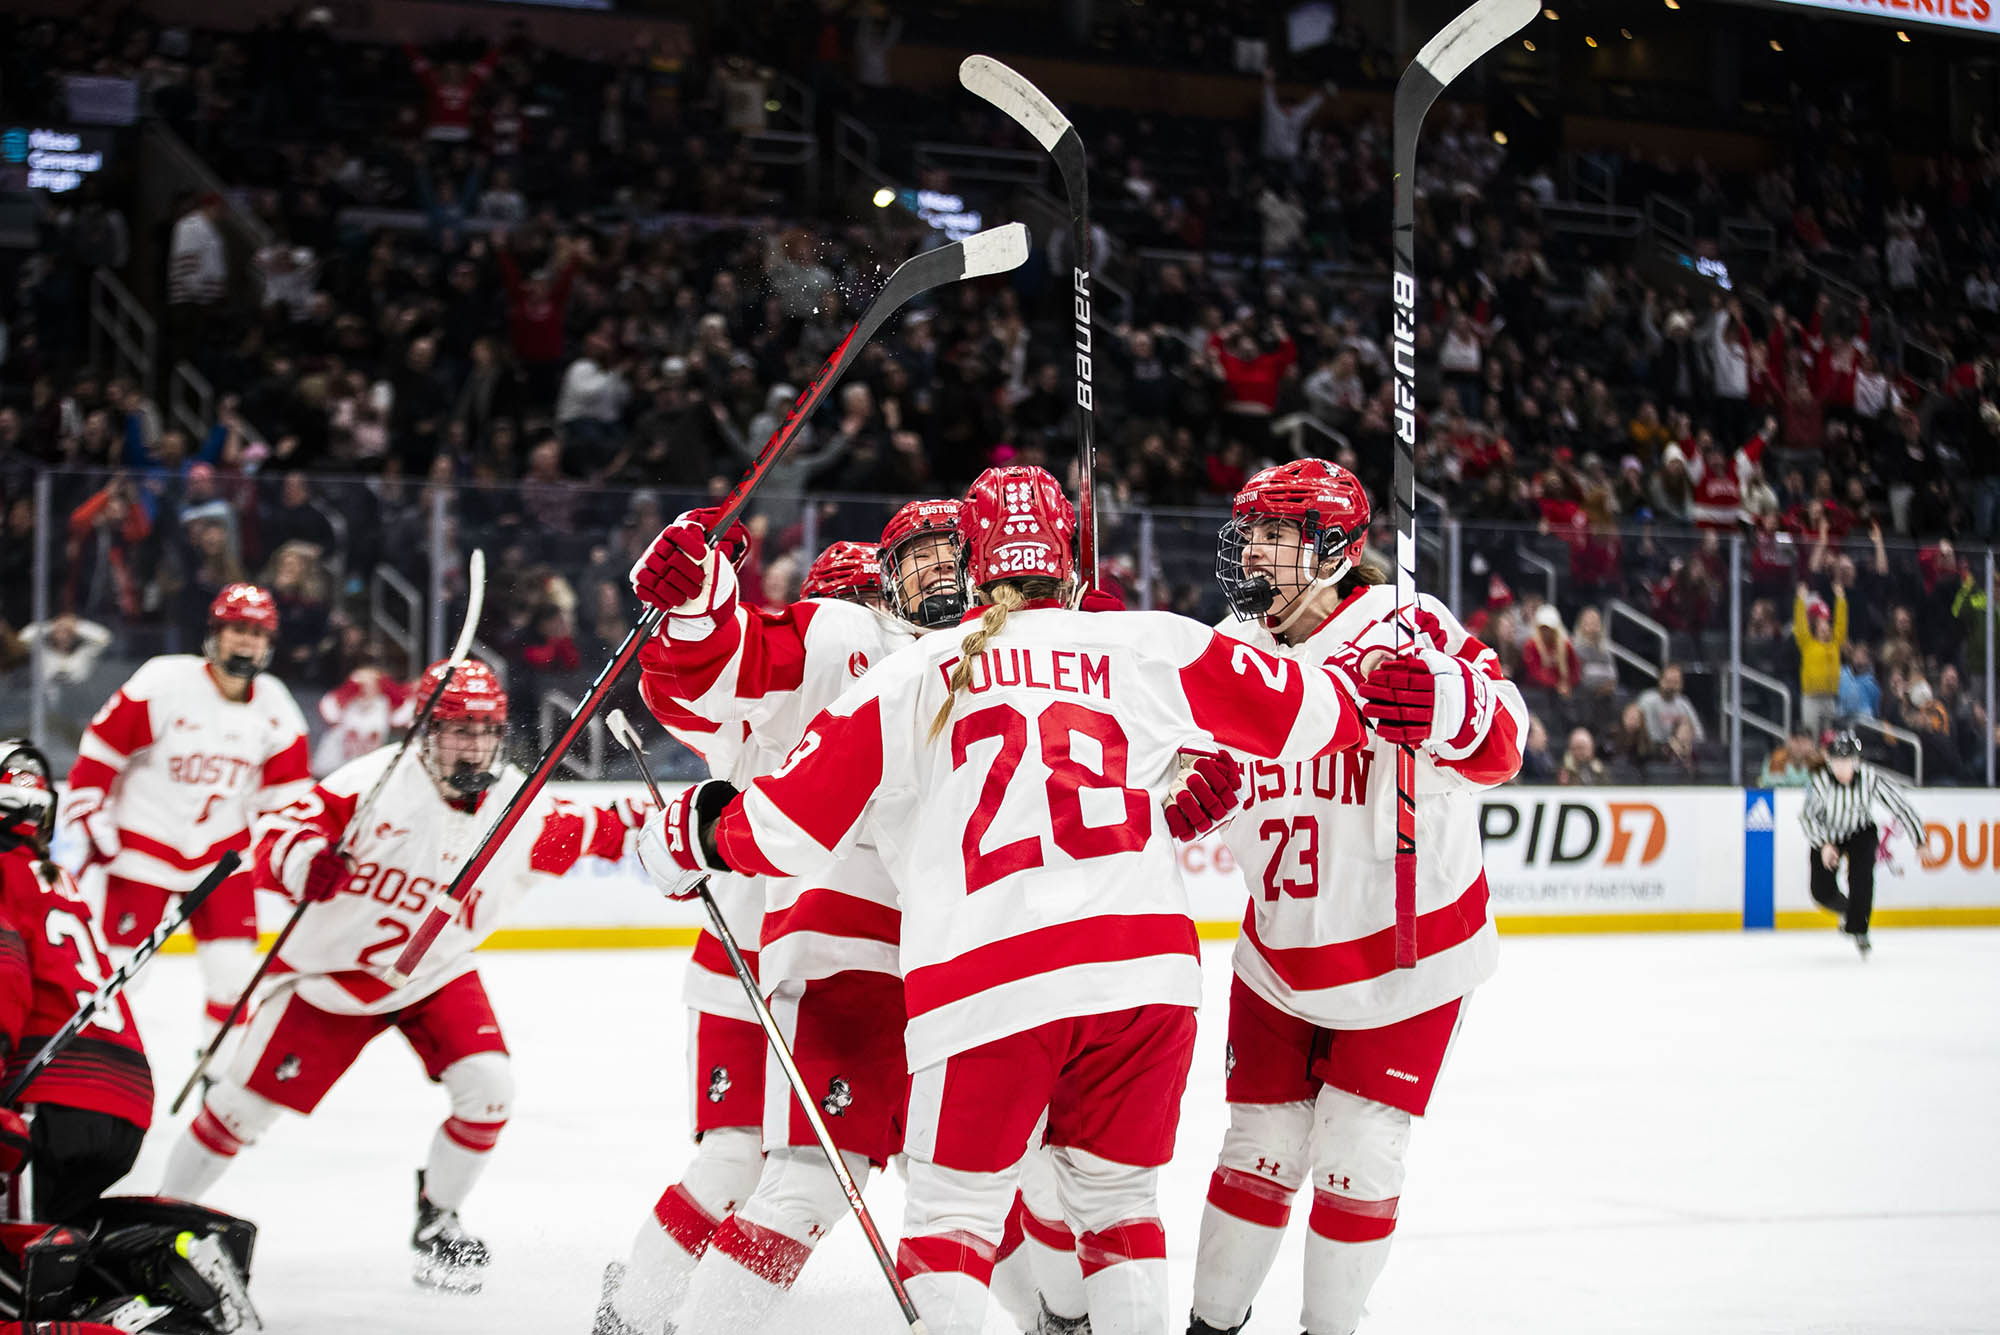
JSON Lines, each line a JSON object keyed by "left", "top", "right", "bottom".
{"left": 881, "top": 529, "right": 968, "bottom": 629}
{"left": 0, "top": 738, "right": 54, "bottom": 847}
{"left": 1217, "top": 511, "right": 1355, "bottom": 621}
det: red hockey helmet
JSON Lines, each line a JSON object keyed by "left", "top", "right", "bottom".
{"left": 209, "top": 583, "right": 279, "bottom": 633}
{"left": 958, "top": 466, "right": 1077, "bottom": 588}
{"left": 0, "top": 738, "right": 54, "bottom": 848}
{"left": 879, "top": 499, "right": 967, "bottom": 629}
{"left": 1218, "top": 459, "right": 1372, "bottom": 620}
{"left": 206, "top": 582, "right": 278, "bottom": 678}
{"left": 416, "top": 658, "right": 509, "bottom": 794}
{"left": 802, "top": 541, "right": 884, "bottom": 605}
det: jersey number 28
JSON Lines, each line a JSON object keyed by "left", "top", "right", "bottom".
{"left": 951, "top": 702, "right": 1151, "bottom": 894}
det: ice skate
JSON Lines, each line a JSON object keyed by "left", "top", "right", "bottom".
{"left": 1854, "top": 931, "right": 1872, "bottom": 959}
{"left": 412, "top": 1169, "right": 490, "bottom": 1294}
{"left": 591, "top": 1260, "right": 665, "bottom": 1334}
{"left": 1189, "top": 1312, "right": 1247, "bottom": 1335}
{"left": 1039, "top": 1296, "right": 1091, "bottom": 1335}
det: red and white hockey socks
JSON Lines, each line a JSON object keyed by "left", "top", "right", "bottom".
{"left": 1191, "top": 1100, "right": 1314, "bottom": 1331}
{"left": 159, "top": 1081, "right": 284, "bottom": 1202}
{"left": 610, "top": 1126, "right": 763, "bottom": 1331}
{"left": 1050, "top": 1148, "right": 1168, "bottom": 1335}
{"left": 674, "top": 1146, "right": 870, "bottom": 1330}
{"left": 1018, "top": 1146, "right": 1088, "bottom": 1324}
{"left": 422, "top": 1052, "right": 514, "bottom": 1212}
{"left": 1299, "top": 1090, "right": 1411, "bottom": 1335}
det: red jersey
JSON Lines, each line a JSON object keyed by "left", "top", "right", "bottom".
{"left": 0, "top": 849, "right": 150, "bottom": 1126}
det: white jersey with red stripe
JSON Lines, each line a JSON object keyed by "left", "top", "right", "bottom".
{"left": 637, "top": 596, "right": 919, "bottom": 1014}
{"left": 1215, "top": 585, "right": 1525, "bottom": 1030}
{"left": 712, "top": 603, "right": 1367, "bottom": 1072}
{"left": 63, "top": 655, "right": 311, "bottom": 893}
{"left": 250, "top": 746, "right": 634, "bottom": 1015}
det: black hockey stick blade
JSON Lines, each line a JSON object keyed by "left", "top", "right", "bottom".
{"left": 386, "top": 223, "right": 1030, "bottom": 988}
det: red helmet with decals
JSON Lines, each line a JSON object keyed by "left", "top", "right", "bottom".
{"left": 879, "top": 499, "right": 966, "bottom": 629}
{"left": 802, "top": 541, "right": 883, "bottom": 604}
{"left": 417, "top": 658, "right": 509, "bottom": 724}
{"left": 415, "top": 659, "right": 509, "bottom": 794}
{"left": 1218, "top": 459, "right": 1372, "bottom": 620}
{"left": 206, "top": 582, "right": 279, "bottom": 678}
{"left": 209, "top": 583, "right": 279, "bottom": 633}
{"left": 958, "top": 466, "right": 1077, "bottom": 587}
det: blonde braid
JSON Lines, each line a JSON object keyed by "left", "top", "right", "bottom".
{"left": 928, "top": 583, "right": 1026, "bottom": 740}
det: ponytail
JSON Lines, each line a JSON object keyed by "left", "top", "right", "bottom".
{"left": 927, "top": 577, "right": 1065, "bottom": 741}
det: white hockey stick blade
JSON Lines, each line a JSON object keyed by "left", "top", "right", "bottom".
{"left": 183, "top": 1232, "right": 263, "bottom": 1332}
{"left": 605, "top": 708, "right": 643, "bottom": 756}
{"left": 957, "top": 222, "right": 1031, "bottom": 280}
{"left": 1413, "top": 0, "right": 1540, "bottom": 86}
{"left": 450, "top": 548, "right": 486, "bottom": 666}
{"left": 959, "top": 55, "right": 1070, "bottom": 150}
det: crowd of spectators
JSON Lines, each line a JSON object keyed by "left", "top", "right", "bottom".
{"left": 3, "top": 5, "right": 1999, "bottom": 782}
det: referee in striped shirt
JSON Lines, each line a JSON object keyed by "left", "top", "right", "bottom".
{"left": 1800, "top": 732, "right": 1924, "bottom": 957}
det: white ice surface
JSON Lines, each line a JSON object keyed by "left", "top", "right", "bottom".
{"left": 115, "top": 929, "right": 2000, "bottom": 1334}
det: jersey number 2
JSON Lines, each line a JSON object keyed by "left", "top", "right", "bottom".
{"left": 951, "top": 702, "right": 1150, "bottom": 894}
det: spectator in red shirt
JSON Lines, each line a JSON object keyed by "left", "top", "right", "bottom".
{"left": 405, "top": 42, "right": 500, "bottom": 144}
{"left": 1207, "top": 318, "right": 1297, "bottom": 418}
{"left": 496, "top": 230, "right": 579, "bottom": 405}
{"left": 1521, "top": 603, "right": 1582, "bottom": 697}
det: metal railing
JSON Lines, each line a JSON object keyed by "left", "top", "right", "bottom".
{"left": 1736, "top": 663, "right": 1794, "bottom": 742}
{"left": 744, "top": 130, "right": 820, "bottom": 214}
{"left": 1606, "top": 599, "right": 1669, "bottom": 680}
{"left": 88, "top": 268, "right": 156, "bottom": 400}
{"left": 1853, "top": 716, "right": 1922, "bottom": 786}
{"left": 1644, "top": 193, "right": 1695, "bottom": 252}
{"left": 370, "top": 565, "right": 422, "bottom": 672}
{"left": 1517, "top": 550, "right": 1558, "bottom": 609}
{"left": 168, "top": 360, "right": 214, "bottom": 441}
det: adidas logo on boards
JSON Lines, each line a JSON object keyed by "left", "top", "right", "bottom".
{"left": 1745, "top": 797, "right": 1774, "bottom": 833}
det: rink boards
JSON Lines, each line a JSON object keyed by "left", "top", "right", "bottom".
{"left": 155, "top": 784, "right": 2000, "bottom": 952}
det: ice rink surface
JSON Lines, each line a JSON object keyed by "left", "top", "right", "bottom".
{"left": 116, "top": 928, "right": 2000, "bottom": 1334}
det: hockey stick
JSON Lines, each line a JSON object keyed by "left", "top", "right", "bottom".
{"left": 959, "top": 56, "right": 1098, "bottom": 589}
{"left": 170, "top": 549, "right": 488, "bottom": 1113}
{"left": 605, "top": 710, "right": 927, "bottom": 1334}
{"left": 4, "top": 851, "right": 240, "bottom": 1108}
{"left": 386, "top": 224, "right": 1031, "bottom": 987}
{"left": 1389, "top": 0, "right": 1537, "bottom": 969}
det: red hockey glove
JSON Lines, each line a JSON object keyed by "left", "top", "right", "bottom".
{"left": 1078, "top": 585, "right": 1126, "bottom": 613}
{"left": 679, "top": 506, "right": 753, "bottom": 567}
{"left": 637, "top": 779, "right": 739, "bottom": 900}
{"left": 1360, "top": 647, "right": 1485, "bottom": 754}
{"left": 0, "top": 1108, "right": 30, "bottom": 1175}
{"left": 300, "top": 843, "right": 353, "bottom": 903}
{"left": 1163, "top": 751, "right": 1244, "bottom": 842}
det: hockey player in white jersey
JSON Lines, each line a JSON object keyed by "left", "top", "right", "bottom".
{"left": 157, "top": 659, "right": 640, "bottom": 1294}
{"left": 594, "top": 507, "right": 962, "bottom": 1333}
{"left": 63, "top": 583, "right": 311, "bottom": 1044}
{"left": 1177, "top": 459, "right": 1525, "bottom": 1335}
{"left": 638, "top": 465, "right": 1366, "bottom": 1335}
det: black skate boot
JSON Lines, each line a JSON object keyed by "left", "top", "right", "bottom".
{"left": 1039, "top": 1295, "right": 1091, "bottom": 1335}
{"left": 412, "top": 1169, "right": 491, "bottom": 1294}
{"left": 1189, "top": 1311, "right": 1248, "bottom": 1335}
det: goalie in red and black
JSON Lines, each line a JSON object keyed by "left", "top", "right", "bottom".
{"left": 0, "top": 737, "right": 151, "bottom": 1226}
